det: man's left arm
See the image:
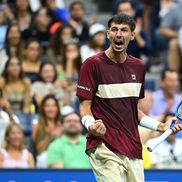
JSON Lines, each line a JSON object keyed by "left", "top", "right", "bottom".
{"left": 138, "top": 108, "right": 182, "bottom": 133}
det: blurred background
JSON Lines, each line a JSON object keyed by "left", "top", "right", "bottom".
{"left": 0, "top": 0, "right": 182, "bottom": 178}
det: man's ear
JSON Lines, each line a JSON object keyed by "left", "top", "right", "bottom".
{"left": 131, "top": 31, "right": 135, "bottom": 40}
{"left": 106, "top": 30, "right": 110, "bottom": 39}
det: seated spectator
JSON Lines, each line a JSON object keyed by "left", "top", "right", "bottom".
{"left": 116, "top": 0, "right": 152, "bottom": 60}
{"left": 0, "top": 10, "right": 8, "bottom": 49}
{"left": 45, "top": 0, "right": 69, "bottom": 25}
{"left": 0, "top": 23, "right": 22, "bottom": 75}
{"left": 150, "top": 69, "right": 181, "bottom": 117}
{"left": 14, "top": 0, "right": 33, "bottom": 32}
{"left": 0, "top": 2, "right": 15, "bottom": 25}
{"left": 22, "top": 39, "right": 42, "bottom": 82}
{"left": 80, "top": 23, "right": 106, "bottom": 62}
{"left": 68, "top": 1, "right": 89, "bottom": 44}
{"left": 62, "top": 39, "right": 81, "bottom": 106}
{"left": 47, "top": 107, "right": 90, "bottom": 168}
{"left": 0, "top": 56, "right": 31, "bottom": 114}
{"left": 22, "top": 7, "right": 52, "bottom": 54}
{"left": 47, "top": 25, "right": 76, "bottom": 73}
{"left": 160, "top": 2, "right": 182, "bottom": 72}
{"left": 32, "top": 94, "right": 62, "bottom": 167}
{"left": 0, "top": 88, "right": 19, "bottom": 146}
{"left": 159, "top": 0, "right": 176, "bottom": 19}
{"left": 31, "top": 61, "right": 69, "bottom": 108}
{"left": 146, "top": 114, "right": 182, "bottom": 169}
{"left": 0, "top": 123, "right": 34, "bottom": 168}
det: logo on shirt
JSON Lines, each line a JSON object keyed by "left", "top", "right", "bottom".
{"left": 77, "top": 85, "right": 91, "bottom": 92}
{"left": 131, "top": 74, "right": 136, "bottom": 80}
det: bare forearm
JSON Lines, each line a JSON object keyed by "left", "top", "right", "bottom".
{"left": 160, "top": 28, "right": 178, "bottom": 39}
{"left": 79, "top": 98, "right": 93, "bottom": 117}
{"left": 65, "top": 60, "right": 74, "bottom": 79}
{"left": 135, "top": 35, "right": 146, "bottom": 48}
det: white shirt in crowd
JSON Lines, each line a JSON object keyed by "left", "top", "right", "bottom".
{"left": 0, "top": 109, "right": 19, "bottom": 146}
{"left": 146, "top": 137, "right": 182, "bottom": 169}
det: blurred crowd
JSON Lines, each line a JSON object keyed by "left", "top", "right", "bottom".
{"left": 0, "top": 0, "right": 182, "bottom": 169}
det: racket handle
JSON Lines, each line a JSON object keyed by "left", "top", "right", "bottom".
{"left": 147, "top": 121, "right": 175, "bottom": 152}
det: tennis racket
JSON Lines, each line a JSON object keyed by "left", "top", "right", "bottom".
{"left": 147, "top": 100, "right": 182, "bottom": 152}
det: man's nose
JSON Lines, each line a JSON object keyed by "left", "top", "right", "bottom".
{"left": 116, "top": 30, "right": 122, "bottom": 37}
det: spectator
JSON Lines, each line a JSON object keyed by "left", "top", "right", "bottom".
{"left": 146, "top": 114, "right": 182, "bottom": 169}
{"left": 14, "top": 0, "right": 33, "bottom": 32}
{"left": 47, "top": 25, "right": 76, "bottom": 73}
{"left": 159, "top": 0, "right": 176, "bottom": 19}
{"left": 45, "top": 0, "right": 69, "bottom": 25}
{"left": 160, "top": 2, "right": 182, "bottom": 72}
{"left": 22, "top": 39, "right": 42, "bottom": 82}
{"left": 116, "top": 0, "right": 152, "bottom": 60}
{"left": 68, "top": 1, "right": 89, "bottom": 44}
{"left": 47, "top": 107, "right": 90, "bottom": 168}
{"left": 150, "top": 69, "right": 181, "bottom": 117}
{"left": 0, "top": 123, "right": 34, "bottom": 168}
{"left": 0, "top": 23, "right": 22, "bottom": 75}
{"left": 0, "top": 56, "right": 31, "bottom": 114}
{"left": 62, "top": 39, "right": 81, "bottom": 106}
{"left": 0, "top": 88, "right": 19, "bottom": 146}
{"left": 0, "top": 9, "right": 8, "bottom": 49}
{"left": 31, "top": 61, "right": 69, "bottom": 108}
{"left": 80, "top": 23, "right": 106, "bottom": 62}
{"left": 22, "top": 7, "right": 52, "bottom": 54}
{"left": 0, "top": 2, "right": 15, "bottom": 24}
{"left": 150, "top": 69, "right": 182, "bottom": 138}
{"left": 32, "top": 94, "right": 62, "bottom": 167}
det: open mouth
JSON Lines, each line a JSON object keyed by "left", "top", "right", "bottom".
{"left": 114, "top": 40, "right": 124, "bottom": 46}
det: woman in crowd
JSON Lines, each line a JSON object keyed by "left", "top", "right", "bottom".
{"left": 47, "top": 25, "right": 76, "bottom": 75}
{"left": 0, "top": 56, "right": 31, "bottom": 114}
{"left": 22, "top": 7, "right": 52, "bottom": 55}
{"left": 31, "top": 61, "right": 69, "bottom": 108}
{"left": 14, "top": 0, "right": 33, "bottom": 32}
{"left": 0, "top": 123, "right": 34, "bottom": 168}
{"left": 32, "top": 94, "right": 62, "bottom": 167}
{"left": 0, "top": 88, "right": 20, "bottom": 146}
{"left": 0, "top": 23, "right": 22, "bottom": 75}
{"left": 62, "top": 39, "right": 81, "bottom": 106}
{"left": 80, "top": 23, "right": 106, "bottom": 62}
{"left": 22, "top": 39, "right": 42, "bottom": 82}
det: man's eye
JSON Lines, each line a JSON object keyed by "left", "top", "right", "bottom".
{"left": 111, "top": 29, "right": 118, "bottom": 32}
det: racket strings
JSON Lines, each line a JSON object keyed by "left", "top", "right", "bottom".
{"left": 177, "top": 105, "right": 182, "bottom": 117}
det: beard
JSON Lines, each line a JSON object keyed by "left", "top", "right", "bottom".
{"left": 64, "top": 130, "right": 80, "bottom": 138}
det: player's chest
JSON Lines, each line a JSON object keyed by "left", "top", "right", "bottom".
{"left": 96, "top": 64, "right": 142, "bottom": 84}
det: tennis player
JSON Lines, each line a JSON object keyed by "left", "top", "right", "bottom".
{"left": 76, "top": 14, "right": 182, "bottom": 182}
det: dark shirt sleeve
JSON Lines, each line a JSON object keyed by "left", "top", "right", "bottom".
{"left": 76, "top": 59, "right": 98, "bottom": 100}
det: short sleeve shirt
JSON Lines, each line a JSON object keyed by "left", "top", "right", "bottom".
{"left": 76, "top": 52, "right": 145, "bottom": 159}
{"left": 47, "top": 135, "right": 90, "bottom": 168}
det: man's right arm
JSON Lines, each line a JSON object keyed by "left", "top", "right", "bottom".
{"left": 160, "top": 27, "right": 178, "bottom": 39}
{"left": 79, "top": 97, "right": 106, "bottom": 137}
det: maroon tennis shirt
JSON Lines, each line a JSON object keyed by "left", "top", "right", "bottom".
{"left": 76, "top": 51, "right": 145, "bottom": 159}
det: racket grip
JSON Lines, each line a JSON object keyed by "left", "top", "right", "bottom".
{"left": 147, "top": 121, "right": 175, "bottom": 152}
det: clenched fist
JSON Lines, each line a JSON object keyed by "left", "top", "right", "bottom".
{"left": 89, "top": 120, "right": 106, "bottom": 136}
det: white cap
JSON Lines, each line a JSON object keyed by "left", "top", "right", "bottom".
{"left": 89, "top": 23, "right": 106, "bottom": 36}
{"left": 61, "top": 105, "right": 75, "bottom": 117}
